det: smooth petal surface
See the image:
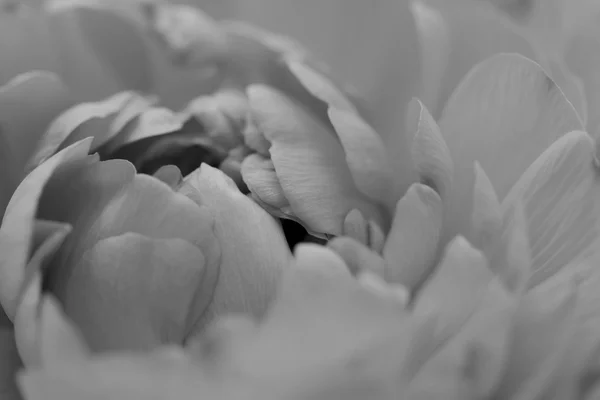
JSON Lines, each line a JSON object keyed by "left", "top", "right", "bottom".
{"left": 440, "top": 53, "right": 584, "bottom": 246}
{"left": 231, "top": 0, "right": 421, "bottom": 141}
{"left": 0, "top": 328, "right": 21, "bottom": 400}
{"left": 413, "top": 237, "right": 494, "bottom": 348}
{"left": 328, "top": 107, "right": 394, "bottom": 208}
{"left": 62, "top": 233, "right": 210, "bottom": 351}
{"left": 0, "top": 72, "right": 74, "bottom": 212}
{"left": 179, "top": 165, "right": 292, "bottom": 323}
{"left": 240, "top": 153, "right": 290, "bottom": 210}
{"left": 411, "top": 0, "right": 450, "bottom": 117}
{"left": 248, "top": 84, "right": 383, "bottom": 235}
{"left": 0, "top": 139, "right": 91, "bottom": 318}
{"left": 408, "top": 99, "right": 453, "bottom": 201}
{"left": 501, "top": 130, "right": 600, "bottom": 288}
{"left": 383, "top": 183, "right": 443, "bottom": 290}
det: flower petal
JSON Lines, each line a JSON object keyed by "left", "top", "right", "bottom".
{"left": 413, "top": 237, "right": 494, "bottom": 347}
{"left": 440, "top": 53, "right": 584, "bottom": 246}
{"left": 328, "top": 107, "right": 394, "bottom": 207}
{"left": 29, "top": 91, "right": 139, "bottom": 170}
{"left": 328, "top": 236, "right": 386, "bottom": 277}
{"left": 38, "top": 295, "right": 89, "bottom": 365}
{"left": 179, "top": 164, "right": 292, "bottom": 322}
{"left": 62, "top": 233, "right": 210, "bottom": 351}
{"left": 241, "top": 153, "right": 290, "bottom": 210}
{"left": 383, "top": 183, "right": 443, "bottom": 290}
{"left": 410, "top": 0, "right": 450, "bottom": 117}
{"left": 0, "top": 326, "right": 21, "bottom": 400}
{"left": 409, "top": 99, "right": 453, "bottom": 201}
{"left": 501, "top": 130, "right": 600, "bottom": 288}
{"left": 248, "top": 84, "right": 383, "bottom": 235}
{"left": 0, "top": 139, "right": 91, "bottom": 318}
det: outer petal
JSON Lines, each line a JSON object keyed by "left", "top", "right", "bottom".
{"left": 501, "top": 130, "right": 600, "bottom": 288}
{"left": 328, "top": 107, "right": 394, "bottom": 206}
{"left": 440, "top": 53, "right": 583, "bottom": 246}
{"left": 179, "top": 164, "right": 292, "bottom": 323}
{"left": 383, "top": 183, "right": 443, "bottom": 290}
{"left": 248, "top": 84, "right": 383, "bottom": 235}
{"left": 0, "top": 72, "right": 74, "bottom": 212}
{"left": 62, "top": 233, "right": 211, "bottom": 351}
{"left": 0, "top": 327, "right": 21, "bottom": 400}
{"left": 0, "top": 139, "right": 91, "bottom": 318}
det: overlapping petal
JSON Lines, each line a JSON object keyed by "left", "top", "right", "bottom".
{"left": 247, "top": 84, "right": 384, "bottom": 235}
{"left": 440, "top": 53, "right": 583, "bottom": 246}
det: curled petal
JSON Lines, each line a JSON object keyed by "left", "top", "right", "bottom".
{"left": 288, "top": 61, "right": 357, "bottom": 113}
{"left": 152, "top": 165, "right": 183, "bottom": 190}
{"left": 408, "top": 98, "right": 453, "bottom": 201}
{"left": 179, "top": 165, "right": 292, "bottom": 322}
{"left": 383, "top": 183, "right": 443, "bottom": 290}
{"left": 502, "top": 130, "right": 600, "bottom": 288}
{"left": 342, "top": 209, "right": 386, "bottom": 253}
{"left": 248, "top": 84, "right": 383, "bottom": 235}
{"left": 440, "top": 53, "right": 583, "bottom": 246}
{"left": 0, "top": 139, "right": 91, "bottom": 318}
{"left": 328, "top": 107, "right": 394, "bottom": 207}
{"left": 241, "top": 153, "right": 289, "bottom": 210}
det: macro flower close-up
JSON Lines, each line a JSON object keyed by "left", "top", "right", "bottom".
{"left": 1, "top": 0, "right": 600, "bottom": 399}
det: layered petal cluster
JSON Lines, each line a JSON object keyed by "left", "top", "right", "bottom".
{"left": 14, "top": 241, "right": 600, "bottom": 400}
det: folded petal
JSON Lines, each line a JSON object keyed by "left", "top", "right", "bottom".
{"left": 0, "top": 139, "right": 91, "bottom": 318}
{"left": 29, "top": 91, "right": 140, "bottom": 170}
{"left": 383, "top": 183, "right": 443, "bottom": 290}
{"left": 179, "top": 165, "right": 292, "bottom": 323}
{"left": 0, "top": 72, "right": 74, "bottom": 212}
{"left": 62, "top": 233, "right": 211, "bottom": 351}
{"left": 232, "top": 0, "right": 420, "bottom": 141}
{"left": 440, "top": 53, "right": 583, "bottom": 246}
{"left": 501, "top": 130, "right": 600, "bottom": 288}
{"left": 328, "top": 107, "right": 394, "bottom": 207}
{"left": 248, "top": 84, "right": 383, "bottom": 235}
{"left": 241, "top": 153, "right": 289, "bottom": 210}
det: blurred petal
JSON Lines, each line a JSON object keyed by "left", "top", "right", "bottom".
{"left": 179, "top": 165, "right": 292, "bottom": 322}
{"left": 501, "top": 131, "right": 600, "bottom": 288}
{"left": 411, "top": 0, "right": 450, "bottom": 117}
{"left": 217, "top": 244, "right": 412, "bottom": 397}
{"left": 328, "top": 236, "right": 386, "bottom": 277}
{"left": 231, "top": 0, "right": 421, "bottom": 142}
{"left": 0, "top": 327, "right": 20, "bottom": 400}
{"left": 62, "top": 233, "right": 211, "bottom": 351}
{"left": 328, "top": 107, "right": 394, "bottom": 207}
{"left": 38, "top": 295, "right": 89, "bottom": 365}
{"left": 288, "top": 61, "right": 357, "bottom": 113}
{"left": 152, "top": 165, "right": 183, "bottom": 189}
{"left": 495, "top": 281, "right": 578, "bottom": 399}
{"left": 383, "top": 183, "right": 443, "bottom": 290}
{"left": 248, "top": 84, "right": 383, "bottom": 235}
{"left": 409, "top": 272, "right": 516, "bottom": 399}
{"left": 0, "top": 139, "right": 91, "bottom": 318}
{"left": 470, "top": 161, "right": 503, "bottom": 256}
{"left": 408, "top": 98, "right": 453, "bottom": 201}
{"left": 413, "top": 237, "right": 493, "bottom": 348}
{"left": 440, "top": 53, "right": 583, "bottom": 246}
{"left": 566, "top": 23, "right": 600, "bottom": 137}
{"left": 29, "top": 91, "right": 138, "bottom": 170}
{"left": 0, "top": 72, "right": 74, "bottom": 211}
{"left": 341, "top": 209, "right": 385, "bottom": 252}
